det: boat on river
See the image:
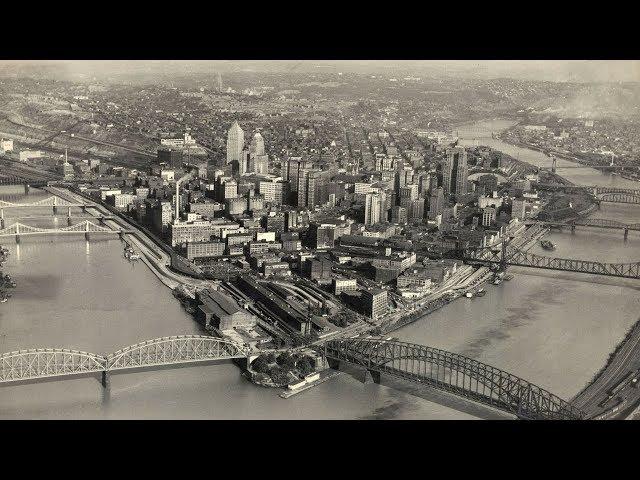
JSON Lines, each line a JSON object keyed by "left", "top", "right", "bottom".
{"left": 540, "top": 240, "right": 556, "bottom": 251}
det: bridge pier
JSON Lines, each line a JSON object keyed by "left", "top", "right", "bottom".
{"left": 52, "top": 206, "right": 58, "bottom": 215}
{"left": 101, "top": 370, "right": 110, "bottom": 388}
{"left": 24, "top": 184, "right": 30, "bottom": 195}
{"left": 85, "top": 232, "right": 91, "bottom": 241}
{"left": 363, "top": 369, "right": 381, "bottom": 384}
{"left": 15, "top": 234, "right": 20, "bottom": 244}
{"left": 624, "top": 228, "right": 629, "bottom": 241}
{"left": 326, "top": 357, "right": 341, "bottom": 371}
{"left": 571, "top": 225, "right": 576, "bottom": 234}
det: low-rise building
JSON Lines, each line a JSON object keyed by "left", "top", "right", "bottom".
{"left": 196, "top": 289, "right": 256, "bottom": 330}
{"left": 333, "top": 278, "right": 358, "bottom": 295}
{"left": 186, "top": 241, "right": 225, "bottom": 260}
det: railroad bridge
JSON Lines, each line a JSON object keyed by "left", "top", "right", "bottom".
{"left": 0, "top": 335, "right": 249, "bottom": 387}
{"left": 323, "top": 338, "right": 585, "bottom": 420}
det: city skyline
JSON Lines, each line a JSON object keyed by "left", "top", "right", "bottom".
{"left": 1, "top": 59, "right": 639, "bottom": 422}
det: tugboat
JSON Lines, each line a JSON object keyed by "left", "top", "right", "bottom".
{"left": 540, "top": 240, "right": 556, "bottom": 251}
{"left": 465, "top": 292, "right": 474, "bottom": 298}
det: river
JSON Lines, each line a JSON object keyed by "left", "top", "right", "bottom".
{"left": 1, "top": 119, "right": 639, "bottom": 419}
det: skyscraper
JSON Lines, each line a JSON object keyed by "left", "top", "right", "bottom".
{"left": 250, "top": 132, "right": 265, "bottom": 156}
{"left": 364, "top": 193, "right": 384, "bottom": 226}
{"left": 226, "top": 121, "right": 244, "bottom": 165}
{"left": 216, "top": 72, "right": 223, "bottom": 92}
{"left": 442, "top": 147, "right": 468, "bottom": 195}
{"left": 428, "top": 187, "right": 445, "bottom": 220}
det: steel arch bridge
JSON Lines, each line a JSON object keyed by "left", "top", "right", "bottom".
{"left": 0, "top": 335, "right": 248, "bottom": 385}
{"left": 106, "top": 335, "right": 246, "bottom": 371}
{"left": 324, "top": 338, "right": 585, "bottom": 420}
{"left": 0, "top": 349, "right": 107, "bottom": 383}
{"left": 0, "top": 220, "right": 119, "bottom": 237}
{"left": 0, "top": 195, "right": 85, "bottom": 208}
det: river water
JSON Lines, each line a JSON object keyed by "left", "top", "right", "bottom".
{"left": 1, "top": 119, "right": 639, "bottom": 419}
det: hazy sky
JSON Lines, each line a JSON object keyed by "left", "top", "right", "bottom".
{"left": 1, "top": 60, "right": 638, "bottom": 83}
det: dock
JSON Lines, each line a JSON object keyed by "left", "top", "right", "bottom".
{"left": 279, "top": 369, "right": 343, "bottom": 398}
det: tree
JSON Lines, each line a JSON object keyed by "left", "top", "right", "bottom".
{"left": 297, "top": 357, "right": 315, "bottom": 376}
{"left": 251, "top": 355, "right": 270, "bottom": 374}
{"left": 276, "top": 352, "right": 292, "bottom": 367}
{"left": 269, "top": 366, "right": 290, "bottom": 386}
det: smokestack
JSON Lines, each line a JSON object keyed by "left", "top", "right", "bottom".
{"left": 175, "top": 180, "right": 179, "bottom": 221}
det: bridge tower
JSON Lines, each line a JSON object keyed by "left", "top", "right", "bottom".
{"left": 52, "top": 195, "right": 58, "bottom": 215}
{"left": 15, "top": 223, "right": 20, "bottom": 244}
{"left": 84, "top": 220, "right": 91, "bottom": 241}
{"left": 624, "top": 228, "right": 629, "bottom": 241}
{"left": 0, "top": 208, "right": 4, "bottom": 229}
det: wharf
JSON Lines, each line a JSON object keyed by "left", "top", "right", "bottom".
{"left": 279, "top": 369, "right": 343, "bottom": 398}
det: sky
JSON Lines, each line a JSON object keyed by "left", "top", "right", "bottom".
{"left": 0, "top": 60, "right": 638, "bottom": 84}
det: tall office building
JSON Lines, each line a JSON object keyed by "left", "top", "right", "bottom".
{"left": 239, "top": 148, "right": 251, "bottom": 175}
{"left": 252, "top": 154, "right": 269, "bottom": 174}
{"left": 226, "top": 121, "right": 244, "bottom": 165}
{"left": 442, "top": 147, "right": 468, "bottom": 195}
{"left": 364, "top": 193, "right": 383, "bottom": 226}
{"left": 158, "top": 148, "right": 183, "bottom": 170}
{"left": 216, "top": 72, "right": 223, "bottom": 92}
{"left": 482, "top": 207, "right": 496, "bottom": 226}
{"left": 297, "top": 168, "right": 323, "bottom": 208}
{"left": 428, "top": 187, "right": 445, "bottom": 220}
{"left": 250, "top": 132, "right": 265, "bottom": 156}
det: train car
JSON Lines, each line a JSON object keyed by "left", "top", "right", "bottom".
{"left": 608, "top": 371, "right": 635, "bottom": 396}
{"left": 593, "top": 397, "right": 627, "bottom": 420}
